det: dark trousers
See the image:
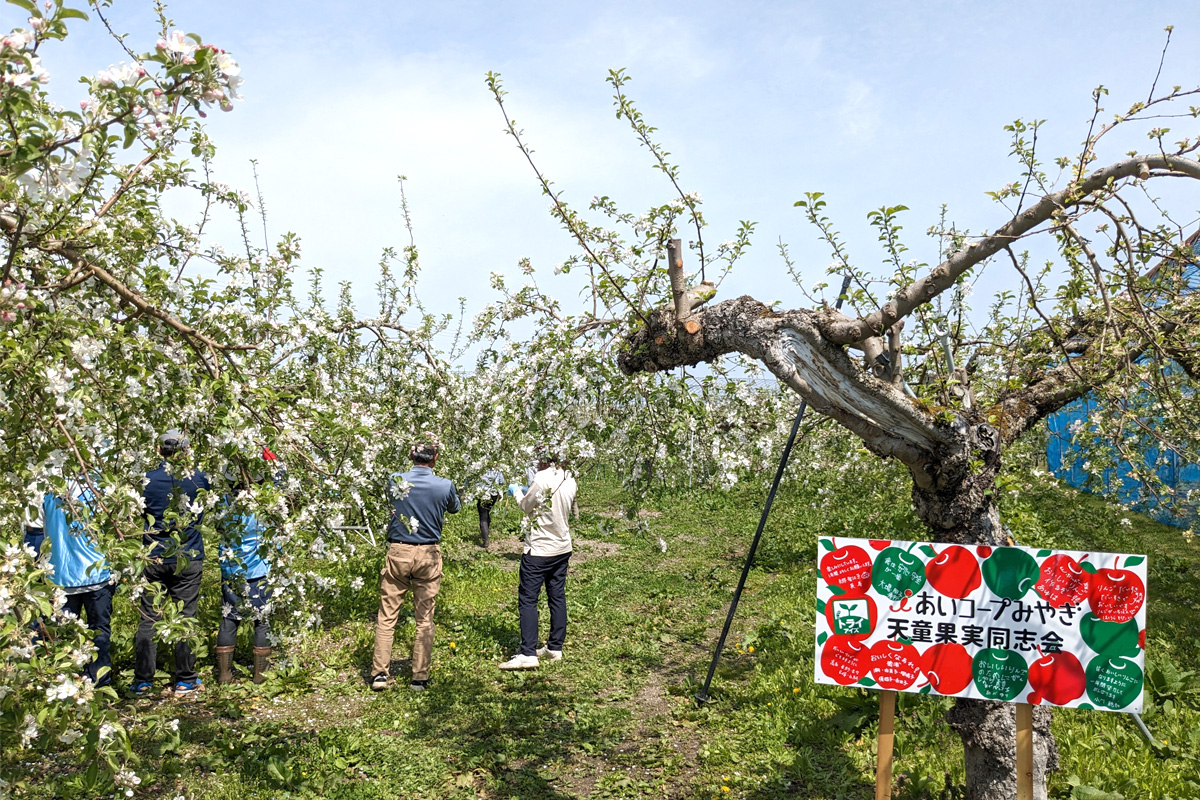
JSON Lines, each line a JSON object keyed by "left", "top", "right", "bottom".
{"left": 517, "top": 552, "right": 570, "bottom": 656}
{"left": 22, "top": 526, "right": 45, "bottom": 556}
{"left": 135, "top": 559, "right": 203, "bottom": 684}
{"left": 217, "top": 576, "right": 272, "bottom": 648}
{"left": 477, "top": 494, "right": 499, "bottom": 547}
{"left": 65, "top": 583, "right": 114, "bottom": 687}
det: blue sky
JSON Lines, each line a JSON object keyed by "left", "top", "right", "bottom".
{"left": 16, "top": 1, "right": 1200, "bottom": 342}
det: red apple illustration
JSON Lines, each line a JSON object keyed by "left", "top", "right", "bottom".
{"left": 820, "top": 539, "right": 873, "bottom": 595}
{"left": 868, "top": 640, "right": 922, "bottom": 691}
{"left": 920, "top": 642, "right": 973, "bottom": 695}
{"left": 824, "top": 594, "right": 878, "bottom": 640}
{"left": 1088, "top": 557, "right": 1145, "bottom": 623}
{"left": 820, "top": 635, "right": 870, "bottom": 686}
{"left": 1035, "top": 553, "right": 1092, "bottom": 607}
{"left": 1027, "top": 649, "right": 1087, "bottom": 706}
{"left": 976, "top": 546, "right": 992, "bottom": 558}
{"left": 925, "top": 545, "right": 982, "bottom": 598}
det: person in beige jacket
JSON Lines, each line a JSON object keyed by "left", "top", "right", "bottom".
{"left": 499, "top": 445, "right": 578, "bottom": 670}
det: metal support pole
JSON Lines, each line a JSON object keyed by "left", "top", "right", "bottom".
{"left": 695, "top": 274, "right": 852, "bottom": 705}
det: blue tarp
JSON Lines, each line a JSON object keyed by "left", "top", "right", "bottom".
{"left": 1045, "top": 242, "right": 1200, "bottom": 528}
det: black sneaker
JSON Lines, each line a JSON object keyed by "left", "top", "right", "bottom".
{"left": 409, "top": 679, "right": 429, "bottom": 692}
{"left": 370, "top": 673, "right": 390, "bottom": 692}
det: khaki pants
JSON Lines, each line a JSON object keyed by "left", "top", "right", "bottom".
{"left": 371, "top": 543, "right": 442, "bottom": 680}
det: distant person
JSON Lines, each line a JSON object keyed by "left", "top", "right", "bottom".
{"left": 476, "top": 468, "right": 504, "bottom": 548}
{"left": 44, "top": 478, "right": 115, "bottom": 687}
{"left": 22, "top": 492, "right": 45, "bottom": 556}
{"left": 370, "top": 433, "right": 461, "bottom": 692}
{"left": 499, "top": 445, "right": 578, "bottom": 670}
{"left": 132, "top": 429, "right": 211, "bottom": 698}
{"left": 215, "top": 448, "right": 279, "bottom": 685}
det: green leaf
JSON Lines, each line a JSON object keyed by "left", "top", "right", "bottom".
{"left": 919, "top": 684, "right": 931, "bottom": 694}
{"left": 1037, "top": 549, "right": 1052, "bottom": 558}
{"left": 1123, "top": 555, "right": 1145, "bottom": 567}
{"left": 122, "top": 125, "right": 136, "bottom": 149}
{"left": 817, "top": 632, "right": 828, "bottom": 645}
{"left": 6, "top": 0, "right": 38, "bottom": 13}
{"left": 828, "top": 584, "right": 847, "bottom": 596}
{"left": 1080, "top": 562, "right": 1098, "bottom": 574}
{"left": 817, "top": 599, "right": 826, "bottom": 615}
{"left": 58, "top": 7, "right": 89, "bottom": 20}
{"left": 1071, "top": 785, "right": 1125, "bottom": 800}
{"left": 820, "top": 538, "right": 834, "bottom": 552}
{"left": 858, "top": 677, "right": 877, "bottom": 687}
{"left": 919, "top": 545, "right": 937, "bottom": 558}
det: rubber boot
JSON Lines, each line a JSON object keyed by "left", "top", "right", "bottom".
{"left": 253, "top": 646, "right": 271, "bottom": 684}
{"left": 215, "top": 645, "right": 235, "bottom": 685}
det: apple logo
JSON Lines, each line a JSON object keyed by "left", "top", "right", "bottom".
{"left": 1034, "top": 553, "right": 1092, "bottom": 607}
{"left": 1088, "top": 557, "right": 1145, "bottom": 623}
{"left": 920, "top": 642, "right": 973, "bottom": 695}
{"left": 972, "top": 647, "right": 1029, "bottom": 701}
{"left": 981, "top": 547, "right": 1039, "bottom": 600}
{"left": 1026, "top": 649, "right": 1086, "bottom": 706}
{"left": 925, "top": 545, "right": 982, "bottom": 598}
{"left": 819, "top": 539, "right": 873, "bottom": 595}
{"left": 820, "top": 635, "right": 870, "bottom": 686}
{"left": 1085, "top": 655, "right": 1143, "bottom": 710}
{"left": 871, "top": 543, "right": 927, "bottom": 602}
{"left": 867, "top": 640, "right": 922, "bottom": 691}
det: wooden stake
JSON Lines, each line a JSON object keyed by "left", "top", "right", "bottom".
{"left": 1016, "top": 703, "right": 1033, "bottom": 800}
{"left": 875, "top": 690, "right": 896, "bottom": 800}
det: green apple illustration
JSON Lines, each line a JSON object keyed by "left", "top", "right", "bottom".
{"left": 870, "top": 541, "right": 927, "bottom": 602}
{"left": 981, "top": 547, "right": 1039, "bottom": 600}
{"left": 1085, "top": 655, "right": 1143, "bottom": 710}
{"left": 972, "top": 647, "right": 1028, "bottom": 701}
{"left": 1079, "top": 612, "right": 1141, "bottom": 658}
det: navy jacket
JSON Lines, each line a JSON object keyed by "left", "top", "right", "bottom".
{"left": 143, "top": 462, "right": 211, "bottom": 562}
{"left": 386, "top": 466, "right": 461, "bottom": 544}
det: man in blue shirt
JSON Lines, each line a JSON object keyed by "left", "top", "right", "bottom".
{"left": 132, "top": 429, "right": 211, "bottom": 697}
{"left": 371, "top": 433, "right": 461, "bottom": 692}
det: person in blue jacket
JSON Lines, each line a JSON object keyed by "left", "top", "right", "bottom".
{"left": 132, "top": 429, "right": 211, "bottom": 698}
{"left": 214, "top": 447, "right": 278, "bottom": 685}
{"left": 44, "top": 478, "right": 114, "bottom": 687}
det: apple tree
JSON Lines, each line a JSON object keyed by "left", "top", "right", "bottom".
{"left": 0, "top": 2, "right": 464, "bottom": 791}
{"left": 488, "top": 50, "right": 1200, "bottom": 800}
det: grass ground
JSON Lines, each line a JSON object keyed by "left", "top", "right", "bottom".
{"left": 23, "top": 459, "right": 1200, "bottom": 799}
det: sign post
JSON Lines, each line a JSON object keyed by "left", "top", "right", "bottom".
{"left": 875, "top": 690, "right": 897, "bottom": 800}
{"left": 1016, "top": 702, "right": 1033, "bottom": 800}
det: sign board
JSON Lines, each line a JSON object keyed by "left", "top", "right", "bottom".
{"left": 814, "top": 537, "right": 1146, "bottom": 712}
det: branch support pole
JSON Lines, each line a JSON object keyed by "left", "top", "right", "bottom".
{"left": 695, "top": 273, "right": 853, "bottom": 706}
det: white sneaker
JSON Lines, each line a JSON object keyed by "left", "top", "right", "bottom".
{"left": 536, "top": 646, "right": 563, "bottom": 661}
{"left": 498, "top": 654, "right": 540, "bottom": 670}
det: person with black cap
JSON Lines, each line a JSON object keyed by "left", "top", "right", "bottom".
{"left": 370, "top": 432, "right": 461, "bottom": 692}
{"left": 131, "top": 429, "right": 211, "bottom": 698}
{"left": 499, "top": 444, "right": 578, "bottom": 671}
